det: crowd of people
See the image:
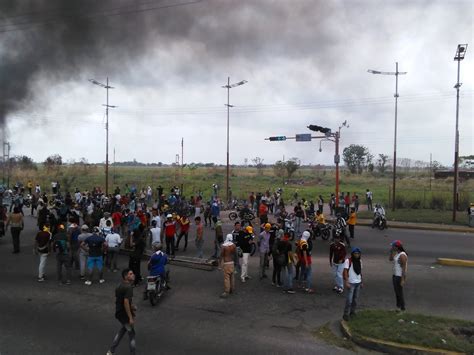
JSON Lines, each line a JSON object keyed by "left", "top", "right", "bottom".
{"left": 1, "top": 181, "right": 408, "bottom": 354}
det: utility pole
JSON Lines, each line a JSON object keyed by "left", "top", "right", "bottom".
{"left": 368, "top": 63, "right": 407, "bottom": 211}
{"left": 222, "top": 77, "right": 247, "bottom": 203}
{"left": 113, "top": 147, "right": 116, "bottom": 186}
{"left": 3, "top": 141, "right": 10, "bottom": 187}
{"left": 452, "top": 44, "right": 468, "bottom": 222}
{"left": 429, "top": 153, "right": 432, "bottom": 191}
{"left": 181, "top": 137, "right": 184, "bottom": 195}
{"left": 89, "top": 77, "right": 116, "bottom": 196}
{"left": 267, "top": 121, "right": 348, "bottom": 208}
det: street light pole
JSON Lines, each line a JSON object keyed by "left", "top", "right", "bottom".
{"left": 226, "top": 77, "right": 230, "bottom": 204}
{"left": 89, "top": 77, "right": 116, "bottom": 196}
{"left": 452, "top": 44, "right": 468, "bottom": 222}
{"left": 368, "top": 63, "right": 407, "bottom": 211}
{"left": 222, "top": 77, "right": 247, "bottom": 203}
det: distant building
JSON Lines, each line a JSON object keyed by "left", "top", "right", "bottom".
{"left": 434, "top": 170, "right": 473, "bottom": 179}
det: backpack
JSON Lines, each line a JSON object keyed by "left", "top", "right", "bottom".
{"left": 54, "top": 238, "right": 69, "bottom": 255}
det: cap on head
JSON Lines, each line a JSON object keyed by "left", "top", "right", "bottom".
{"left": 246, "top": 226, "right": 253, "bottom": 234}
{"left": 264, "top": 223, "right": 271, "bottom": 230}
{"left": 81, "top": 224, "right": 89, "bottom": 231}
{"left": 391, "top": 240, "right": 402, "bottom": 248}
{"left": 225, "top": 234, "right": 233, "bottom": 243}
{"left": 166, "top": 214, "right": 172, "bottom": 218}
{"left": 351, "top": 247, "right": 362, "bottom": 254}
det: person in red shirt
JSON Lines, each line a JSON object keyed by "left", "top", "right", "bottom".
{"left": 162, "top": 214, "right": 176, "bottom": 256}
{"left": 176, "top": 215, "right": 190, "bottom": 252}
{"left": 111, "top": 209, "right": 123, "bottom": 233}
{"left": 329, "top": 234, "right": 347, "bottom": 294}
{"left": 344, "top": 192, "right": 351, "bottom": 216}
{"left": 259, "top": 200, "right": 269, "bottom": 229}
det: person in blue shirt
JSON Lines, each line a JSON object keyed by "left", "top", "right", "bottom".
{"left": 144, "top": 243, "right": 170, "bottom": 299}
{"left": 211, "top": 201, "right": 220, "bottom": 227}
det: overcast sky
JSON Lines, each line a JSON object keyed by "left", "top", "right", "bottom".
{"left": 1, "top": 0, "right": 473, "bottom": 166}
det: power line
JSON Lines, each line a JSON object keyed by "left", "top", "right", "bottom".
{"left": 0, "top": 0, "right": 205, "bottom": 34}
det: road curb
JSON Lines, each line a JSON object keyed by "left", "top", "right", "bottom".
{"left": 437, "top": 258, "right": 474, "bottom": 268}
{"left": 358, "top": 220, "right": 474, "bottom": 234}
{"left": 340, "top": 320, "right": 465, "bottom": 355}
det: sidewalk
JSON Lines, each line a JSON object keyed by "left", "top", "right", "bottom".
{"left": 357, "top": 218, "right": 474, "bottom": 234}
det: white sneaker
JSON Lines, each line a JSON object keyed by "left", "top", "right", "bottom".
{"left": 84, "top": 280, "right": 92, "bottom": 286}
{"left": 241, "top": 278, "right": 246, "bottom": 283}
{"left": 99, "top": 279, "right": 105, "bottom": 284}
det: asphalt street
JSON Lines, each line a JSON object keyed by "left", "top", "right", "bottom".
{"left": 0, "top": 212, "right": 473, "bottom": 355}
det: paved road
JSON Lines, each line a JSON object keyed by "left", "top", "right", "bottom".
{"left": 0, "top": 213, "right": 472, "bottom": 354}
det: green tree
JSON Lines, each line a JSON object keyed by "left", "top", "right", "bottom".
{"left": 252, "top": 157, "right": 265, "bottom": 175}
{"left": 377, "top": 154, "right": 389, "bottom": 173}
{"left": 273, "top": 160, "right": 286, "bottom": 179}
{"left": 286, "top": 158, "right": 301, "bottom": 178}
{"left": 343, "top": 145, "right": 370, "bottom": 174}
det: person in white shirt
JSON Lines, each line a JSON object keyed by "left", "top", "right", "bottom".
{"left": 105, "top": 230, "right": 122, "bottom": 272}
{"left": 99, "top": 212, "right": 114, "bottom": 230}
{"left": 150, "top": 220, "right": 161, "bottom": 246}
{"left": 342, "top": 247, "right": 363, "bottom": 321}
{"left": 389, "top": 240, "right": 408, "bottom": 312}
{"left": 74, "top": 190, "right": 82, "bottom": 204}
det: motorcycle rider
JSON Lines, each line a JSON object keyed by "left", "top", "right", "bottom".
{"left": 144, "top": 243, "right": 170, "bottom": 300}
{"left": 373, "top": 204, "right": 386, "bottom": 228}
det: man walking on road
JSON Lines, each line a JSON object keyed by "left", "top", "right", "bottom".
{"left": 389, "top": 240, "right": 408, "bottom": 312}
{"left": 107, "top": 269, "right": 137, "bottom": 355}
{"left": 34, "top": 224, "right": 52, "bottom": 282}
{"left": 52, "top": 224, "right": 72, "bottom": 285}
{"left": 220, "top": 234, "right": 236, "bottom": 298}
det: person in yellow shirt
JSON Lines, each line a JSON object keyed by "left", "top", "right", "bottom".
{"left": 316, "top": 210, "right": 326, "bottom": 225}
{"left": 27, "top": 180, "right": 33, "bottom": 195}
{"left": 347, "top": 207, "right": 357, "bottom": 239}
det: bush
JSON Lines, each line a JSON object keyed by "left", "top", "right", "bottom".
{"left": 430, "top": 195, "right": 446, "bottom": 210}
{"left": 394, "top": 195, "right": 407, "bottom": 209}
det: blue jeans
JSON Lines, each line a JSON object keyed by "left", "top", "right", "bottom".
{"left": 344, "top": 283, "right": 361, "bottom": 316}
{"left": 294, "top": 217, "right": 302, "bottom": 236}
{"left": 195, "top": 239, "right": 204, "bottom": 258}
{"left": 283, "top": 264, "right": 294, "bottom": 290}
{"left": 332, "top": 263, "right": 345, "bottom": 289}
{"left": 303, "top": 264, "right": 312, "bottom": 289}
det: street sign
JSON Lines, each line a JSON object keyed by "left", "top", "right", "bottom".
{"left": 269, "top": 136, "right": 287, "bottom": 141}
{"left": 295, "top": 133, "right": 312, "bottom": 142}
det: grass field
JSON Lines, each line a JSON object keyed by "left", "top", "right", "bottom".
{"left": 347, "top": 309, "right": 474, "bottom": 354}
{"left": 8, "top": 165, "right": 474, "bottom": 221}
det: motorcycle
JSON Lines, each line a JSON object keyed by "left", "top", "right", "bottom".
{"left": 372, "top": 212, "right": 387, "bottom": 230}
{"left": 23, "top": 194, "right": 32, "bottom": 208}
{"left": 284, "top": 217, "right": 296, "bottom": 241}
{"left": 309, "top": 220, "right": 331, "bottom": 240}
{"left": 229, "top": 206, "right": 255, "bottom": 222}
{"left": 145, "top": 271, "right": 170, "bottom": 306}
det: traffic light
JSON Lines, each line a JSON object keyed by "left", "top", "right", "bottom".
{"left": 307, "top": 125, "right": 331, "bottom": 134}
{"left": 269, "top": 136, "right": 287, "bottom": 141}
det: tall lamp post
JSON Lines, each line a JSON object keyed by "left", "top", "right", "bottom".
{"left": 368, "top": 63, "right": 407, "bottom": 211}
{"left": 452, "top": 44, "right": 468, "bottom": 222}
{"left": 89, "top": 77, "right": 116, "bottom": 196}
{"left": 222, "top": 77, "right": 247, "bottom": 203}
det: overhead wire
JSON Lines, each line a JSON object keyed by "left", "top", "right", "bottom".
{"left": 0, "top": 0, "right": 205, "bottom": 33}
